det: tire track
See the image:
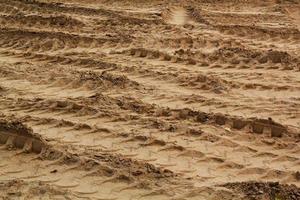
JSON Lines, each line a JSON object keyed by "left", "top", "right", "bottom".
{"left": 0, "top": 0, "right": 299, "bottom": 199}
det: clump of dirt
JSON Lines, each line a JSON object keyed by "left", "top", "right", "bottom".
{"left": 0, "top": 118, "right": 43, "bottom": 141}
{"left": 178, "top": 73, "right": 228, "bottom": 93}
{"left": 116, "top": 96, "right": 155, "bottom": 114}
{"left": 265, "top": 50, "right": 297, "bottom": 64}
{"left": 93, "top": 152, "right": 175, "bottom": 179}
{"left": 186, "top": 6, "right": 209, "bottom": 24}
{"left": 0, "top": 85, "right": 6, "bottom": 93}
{"left": 0, "top": 180, "right": 75, "bottom": 199}
{"left": 78, "top": 70, "right": 140, "bottom": 89}
{"left": 223, "top": 182, "right": 300, "bottom": 200}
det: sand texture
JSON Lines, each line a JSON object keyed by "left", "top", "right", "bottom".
{"left": 0, "top": 0, "right": 299, "bottom": 199}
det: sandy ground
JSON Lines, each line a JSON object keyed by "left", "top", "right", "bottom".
{"left": 0, "top": 0, "right": 299, "bottom": 199}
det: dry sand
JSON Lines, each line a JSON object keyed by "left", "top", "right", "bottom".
{"left": 0, "top": 0, "right": 299, "bottom": 199}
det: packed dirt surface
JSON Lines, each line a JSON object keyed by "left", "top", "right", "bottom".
{"left": 0, "top": 0, "right": 300, "bottom": 199}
